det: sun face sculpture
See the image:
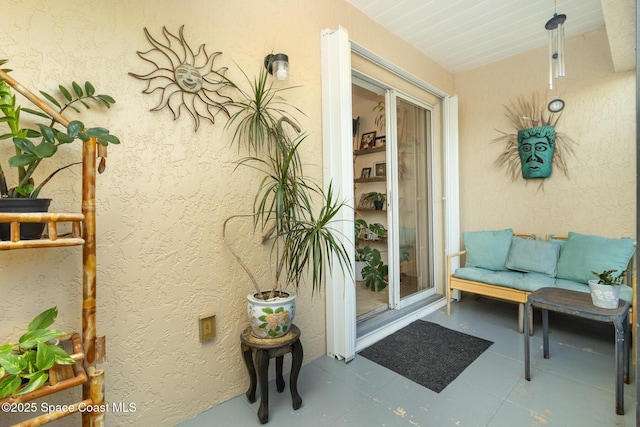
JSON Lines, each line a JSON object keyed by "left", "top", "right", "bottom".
{"left": 129, "top": 26, "right": 233, "bottom": 131}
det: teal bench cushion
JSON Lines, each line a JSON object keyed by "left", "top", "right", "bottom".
{"left": 454, "top": 267, "right": 556, "bottom": 292}
{"left": 555, "top": 232, "right": 635, "bottom": 284}
{"left": 462, "top": 229, "right": 513, "bottom": 271}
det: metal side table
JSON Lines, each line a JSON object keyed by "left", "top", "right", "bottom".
{"left": 524, "top": 287, "right": 630, "bottom": 415}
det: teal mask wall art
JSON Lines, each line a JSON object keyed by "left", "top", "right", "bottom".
{"left": 494, "top": 94, "right": 576, "bottom": 190}
{"left": 517, "top": 125, "right": 556, "bottom": 178}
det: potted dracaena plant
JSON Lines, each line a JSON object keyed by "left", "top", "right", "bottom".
{"left": 588, "top": 269, "right": 626, "bottom": 309}
{"left": 0, "top": 59, "right": 120, "bottom": 240}
{"left": 221, "top": 62, "right": 351, "bottom": 339}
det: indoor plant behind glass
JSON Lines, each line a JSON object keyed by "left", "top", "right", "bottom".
{"left": 221, "top": 63, "right": 351, "bottom": 338}
{"left": 363, "top": 191, "right": 386, "bottom": 210}
{"left": 354, "top": 218, "right": 388, "bottom": 290}
{"left": 589, "top": 269, "right": 626, "bottom": 309}
{"left": 0, "top": 60, "right": 120, "bottom": 240}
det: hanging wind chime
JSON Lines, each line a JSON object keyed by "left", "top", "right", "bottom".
{"left": 545, "top": 4, "right": 567, "bottom": 113}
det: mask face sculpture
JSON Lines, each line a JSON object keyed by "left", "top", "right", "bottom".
{"left": 517, "top": 125, "right": 556, "bottom": 178}
{"left": 175, "top": 64, "right": 203, "bottom": 93}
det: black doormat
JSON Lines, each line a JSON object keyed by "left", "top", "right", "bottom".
{"left": 358, "top": 320, "right": 493, "bottom": 393}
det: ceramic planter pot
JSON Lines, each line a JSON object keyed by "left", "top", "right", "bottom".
{"left": 247, "top": 291, "right": 296, "bottom": 338}
{"left": 588, "top": 280, "right": 621, "bottom": 309}
{"left": 0, "top": 198, "right": 51, "bottom": 241}
{"left": 355, "top": 260, "right": 366, "bottom": 281}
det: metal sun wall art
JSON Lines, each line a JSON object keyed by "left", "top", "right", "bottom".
{"left": 129, "top": 25, "right": 233, "bottom": 131}
{"left": 493, "top": 94, "right": 576, "bottom": 191}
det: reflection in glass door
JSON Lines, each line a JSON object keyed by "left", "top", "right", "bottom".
{"left": 393, "top": 96, "right": 434, "bottom": 307}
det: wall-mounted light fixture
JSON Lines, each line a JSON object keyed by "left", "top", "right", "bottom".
{"left": 264, "top": 53, "right": 289, "bottom": 81}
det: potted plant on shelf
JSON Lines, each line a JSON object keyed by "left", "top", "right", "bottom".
{"left": 354, "top": 218, "right": 388, "bottom": 290}
{"left": 0, "top": 307, "right": 75, "bottom": 399}
{"left": 363, "top": 191, "right": 386, "bottom": 210}
{"left": 360, "top": 245, "right": 388, "bottom": 291}
{"left": 588, "top": 269, "right": 626, "bottom": 309}
{"left": 0, "top": 60, "right": 120, "bottom": 240}
{"left": 222, "top": 63, "right": 351, "bottom": 339}
{"left": 354, "top": 219, "right": 386, "bottom": 281}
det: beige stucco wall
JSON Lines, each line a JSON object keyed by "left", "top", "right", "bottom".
{"left": 0, "top": 1, "right": 454, "bottom": 426}
{"left": 455, "top": 27, "right": 636, "bottom": 239}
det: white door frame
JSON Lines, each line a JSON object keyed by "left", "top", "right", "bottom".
{"left": 321, "top": 26, "right": 357, "bottom": 361}
{"left": 321, "top": 27, "right": 460, "bottom": 360}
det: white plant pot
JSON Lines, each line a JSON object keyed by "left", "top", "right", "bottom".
{"left": 588, "top": 280, "right": 621, "bottom": 309}
{"left": 247, "top": 291, "right": 296, "bottom": 338}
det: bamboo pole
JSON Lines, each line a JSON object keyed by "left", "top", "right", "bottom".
{"left": 10, "top": 399, "right": 94, "bottom": 427}
{"left": 82, "top": 136, "right": 97, "bottom": 409}
{"left": 0, "top": 70, "right": 69, "bottom": 127}
{"left": 85, "top": 368, "right": 105, "bottom": 427}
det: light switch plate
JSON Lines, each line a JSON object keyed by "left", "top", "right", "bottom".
{"left": 199, "top": 314, "right": 216, "bottom": 342}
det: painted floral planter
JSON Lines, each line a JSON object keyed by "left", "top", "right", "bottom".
{"left": 247, "top": 292, "right": 296, "bottom": 338}
{"left": 588, "top": 280, "right": 621, "bottom": 309}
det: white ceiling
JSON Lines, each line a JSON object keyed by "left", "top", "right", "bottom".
{"left": 345, "top": 0, "right": 635, "bottom": 73}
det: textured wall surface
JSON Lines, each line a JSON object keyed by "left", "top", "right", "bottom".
{"left": 455, "top": 27, "right": 635, "bottom": 239}
{"left": 0, "top": 1, "right": 454, "bottom": 426}
{"left": 2, "top": 2, "right": 632, "bottom": 426}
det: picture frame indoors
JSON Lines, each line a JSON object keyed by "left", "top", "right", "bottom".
{"left": 374, "top": 162, "right": 386, "bottom": 177}
{"left": 360, "top": 131, "right": 376, "bottom": 150}
{"left": 361, "top": 167, "right": 372, "bottom": 178}
{"left": 374, "top": 135, "right": 386, "bottom": 148}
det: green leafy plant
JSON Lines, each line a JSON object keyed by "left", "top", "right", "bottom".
{"left": 0, "top": 307, "right": 75, "bottom": 399}
{"left": 0, "top": 59, "right": 120, "bottom": 198}
{"left": 221, "top": 63, "right": 351, "bottom": 299}
{"left": 363, "top": 192, "right": 386, "bottom": 203}
{"left": 591, "top": 269, "right": 627, "bottom": 286}
{"left": 354, "top": 218, "right": 386, "bottom": 261}
{"left": 363, "top": 192, "right": 386, "bottom": 210}
{"left": 360, "top": 245, "right": 388, "bottom": 291}
{"left": 354, "top": 218, "right": 388, "bottom": 291}
{"left": 372, "top": 100, "right": 385, "bottom": 131}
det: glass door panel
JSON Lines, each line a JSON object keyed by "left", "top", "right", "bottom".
{"left": 395, "top": 96, "right": 434, "bottom": 306}
{"left": 352, "top": 80, "right": 389, "bottom": 319}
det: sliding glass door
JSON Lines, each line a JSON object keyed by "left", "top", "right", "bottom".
{"left": 353, "top": 76, "right": 436, "bottom": 323}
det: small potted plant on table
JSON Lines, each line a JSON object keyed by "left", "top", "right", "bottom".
{"left": 589, "top": 269, "right": 626, "bottom": 309}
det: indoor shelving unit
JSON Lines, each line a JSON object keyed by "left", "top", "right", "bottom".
{"left": 0, "top": 70, "right": 106, "bottom": 427}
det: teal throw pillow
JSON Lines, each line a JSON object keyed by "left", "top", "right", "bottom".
{"left": 555, "top": 232, "right": 636, "bottom": 284}
{"left": 505, "top": 237, "right": 561, "bottom": 277}
{"left": 462, "top": 229, "right": 513, "bottom": 271}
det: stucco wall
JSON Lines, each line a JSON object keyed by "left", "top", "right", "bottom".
{"left": 455, "top": 27, "right": 635, "bottom": 239}
{"left": 0, "top": 1, "right": 453, "bottom": 426}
